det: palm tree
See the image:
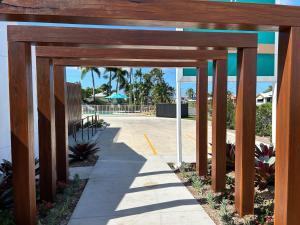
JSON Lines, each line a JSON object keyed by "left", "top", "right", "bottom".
{"left": 186, "top": 88, "right": 195, "bottom": 99}
{"left": 112, "top": 68, "right": 129, "bottom": 93}
{"left": 104, "top": 67, "right": 118, "bottom": 95}
{"left": 80, "top": 67, "right": 101, "bottom": 103}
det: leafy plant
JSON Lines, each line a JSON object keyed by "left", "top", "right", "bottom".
{"left": 255, "top": 144, "right": 275, "bottom": 190}
{"left": 227, "top": 93, "right": 236, "bottom": 130}
{"left": 207, "top": 192, "right": 217, "bottom": 209}
{"left": 219, "top": 198, "right": 234, "bottom": 224}
{"left": 0, "top": 175, "right": 13, "bottom": 210}
{"left": 255, "top": 143, "right": 275, "bottom": 163}
{"left": 190, "top": 173, "right": 204, "bottom": 192}
{"left": 226, "top": 143, "right": 235, "bottom": 171}
{"left": 255, "top": 161, "right": 275, "bottom": 190}
{"left": 256, "top": 103, "right": 272, "bottom": 137}
{"left": 69, "top": 142, "right": 100, "bottom": 163}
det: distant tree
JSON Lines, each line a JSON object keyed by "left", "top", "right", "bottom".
{"left": 80, "top": 67, "right": 101, "bottom": 103}
{"left": 104, "top": 67, "right": 118, "bottom": 95}
{"left": 186, "top": 88, "right": 195, "bottom": 99}
{"left": 256, "top": 103, "right": 272, "bottom": 137}
{"left": 263, "top": 85, "right": 273, "bottom": 93}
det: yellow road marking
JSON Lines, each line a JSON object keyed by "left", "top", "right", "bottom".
{"left": 144, "top": 134, "right": 158, "bottom": 155}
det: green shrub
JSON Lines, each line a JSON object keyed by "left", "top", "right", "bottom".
{"left": 226, "top": 95, "right": 235, "bottom": 130}
{"left": 256, "top": 103, "right": 272, "bottom": 137}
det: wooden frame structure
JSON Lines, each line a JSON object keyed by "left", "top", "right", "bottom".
{"left": 1, "top": 0, "right": 300, "bottom": 223}
{"left": 6, "top": 26, "right": 258, "bottom": 225}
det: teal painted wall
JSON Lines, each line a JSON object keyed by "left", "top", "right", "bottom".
{"left": 183, "top": 0, "right": 275, "bottom": 77}
{"left": 183, "top": 54, "right": 274, "bottom": 77}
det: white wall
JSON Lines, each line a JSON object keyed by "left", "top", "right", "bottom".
{"left": 0, "top": 22, "right": 11, "bottom": 161}
{"left": 0, "top": 22, "right": 39, "bottom": 161}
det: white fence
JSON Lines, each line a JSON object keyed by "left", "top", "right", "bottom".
{"left": 82, "top": 105, "right": 155, "bottom": 115}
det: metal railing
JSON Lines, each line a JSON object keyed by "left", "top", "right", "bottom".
{"left": 82, "top": 104, "right": 155, "bottom": 115}
{"left": 72, "top": 115, "right": 100, "bottom": 142}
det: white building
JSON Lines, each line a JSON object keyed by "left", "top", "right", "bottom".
{"left": 256, "top": 91, "right": 273, "bottom": 106}
{"left": 0, "top": 22, "right": 39, "bottom": 162}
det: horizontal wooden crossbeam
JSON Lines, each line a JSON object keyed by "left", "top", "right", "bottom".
{"left": 52, "top": 58, "right": 207, "bottom": 68}
{"left": 8, "top": 26, "right": 257, "bottom": 49}
{"left": 1, "top": 1, "right": 300, "bottom": 30}
{"left": 36, "top": 47, "right": 227, "bottom": 61}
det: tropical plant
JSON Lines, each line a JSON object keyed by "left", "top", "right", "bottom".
{"left": 69, "top": 142, "right": 100, "bottom": 163}
{"left": 255, "top": 160, "right": 275, "bottom": 190}
{"left": 186, "top": 88, "right": 195, "bottom": 99}
{"left": 80, "top": 67, "right": 101, "bottom": 103}
{"left": 255, "top": 143, "right": 275, "bottom": 190}
{"left": 0, "top": 175, "right": 13, "bottom": 209}
{"left": 112, "top": 68, "right": 129, "bottom": 94}
{"left": 225, "top": 143, "right": 235, "bottom": 171}
{"left": 104, "top": 67, "right": 118, "bottom": 96}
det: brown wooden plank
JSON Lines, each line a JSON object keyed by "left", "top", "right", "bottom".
{"left": 54, "top": 65, "right": 69, "bottom": 183}
{"left": 36, "top": 46, "right": 227, "bottom": 60}
{"left": 8, "top": 26, "right": 257, "bottom": 48}
{"left": 8, "top": 41, "right": 36, "bottom": 225}
{"left": 53, "top": 59, "right": 207, "bottom": 68}
{"left": 36, "top": 57, "right": 57, "bottom": 202}
{"left": 196, "top": 65, "right": 208, "bottom": 176}
{"left": 1, "top": 1, "right": 300, "bottom": 30}
{"left": 235, "top": 48, "right": 257, "bottom": 216}
{"left": 275, "top": 27, "right": 300, "bottom": 225}
{"left": 211, "top": 59, "right": 227, "bottom": 192}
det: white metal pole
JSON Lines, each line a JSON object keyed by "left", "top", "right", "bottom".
{"left": 176, "top": 69, "right": 182, "bottom": 167}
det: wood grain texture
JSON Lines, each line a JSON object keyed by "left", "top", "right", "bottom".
{"left": 54, "top": 65, "right": 69, "bottom": 183}
{"left": 275, "top": 27, "right": 300, "bottom": 225}
{"left": 36, "top": 57, "right": 57, "bottom": 202}
{"left": 36, "top": 46, "right": 228, "bottom": 60}
{"left": 235, "top": 48, "right": 257, "bottom": 216}
{"left": 8, "top": 41, "right": 37, "bottom": 225}
{"left": 53, "top": 59, "right": 207, "bottom": 68}
{"left": 211, "top": 59, "right": 227, "bottom": 192}
{"left": 196, "top": 65, "right": 208, "bottom": 176}
{"left": 1, "top": 1, "right": 300, "bottom": 30}
{"left": 8, "top": 26, "right": 257, "bottom": 49}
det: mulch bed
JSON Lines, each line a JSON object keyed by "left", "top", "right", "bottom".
{"left": 69, "top": 155, "right": 99, "bottom": 168}
{"left": 169, "top": 162, "right": 274, "bottom": 225}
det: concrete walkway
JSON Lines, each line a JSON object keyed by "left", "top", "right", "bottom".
{"left": 68, "top": 117, "right": 215, "bottom": 225}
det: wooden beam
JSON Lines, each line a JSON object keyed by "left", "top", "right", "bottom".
{"left": 235, "top": 48, "right": 257, "bottom": 216}
{"left": 36, "top": 46, "right": 227, "bottom": 60}
{"left": 8, "top": 26, "right": 257, "bottom": 49}
{"left": 53, "top": 59, "right": 207, "bottom": 68}
{"left": 211, "top": 59, "right": 227, "bottom": 192}
{"left": 36, "top": 57, "right": 57, "bottom": 202}
{"left": 275, "top": 27, "right": 300, "bottom": 225}
{"left": 54, "top": 65, "right": 69, "bottom": 184}
{"left": 196, "top": 65, "right": 208, "bottom": 176}
{"left": 8, "top": 41, "right": 36, "bottom": 225}
{"left": 1, "top": 1, "right": 300, "bottom": 30}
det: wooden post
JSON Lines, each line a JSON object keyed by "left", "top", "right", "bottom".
{"left": 36, "top": 57, "right": 57, "bottom": 202}
{"left": 196, "top": 65, "right": 208, "bottom": 176}
{"left": 235, "top": 48, "right": 257, "bottom": 216}
{"left": 54, "top": 65, "right": 69, "bottom": 183}
{"left": 8, "top": 41, "right": 37, "bottom": 225}
{"left": 211, "top": 59, "right": 227, "bottom": 192}
{"left": 275, "top": 27, "right": 300, "bottom": 225}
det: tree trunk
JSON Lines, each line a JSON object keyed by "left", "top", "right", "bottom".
{"left": 92, "top": 70, "right": 96, "bottom": 103}
{"left": 109, "top": 71, "right": 112, "bottom": 95}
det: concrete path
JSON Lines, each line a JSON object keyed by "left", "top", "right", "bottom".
{"left": 68, "top": 116, "right": 215, "bottom": 225}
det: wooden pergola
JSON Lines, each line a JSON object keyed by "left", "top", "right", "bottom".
{"left": 7, "top": 25, "right": 258, "bottom": 225}
{"left": 1, "top": 1, "right": 300, "bottom": 224}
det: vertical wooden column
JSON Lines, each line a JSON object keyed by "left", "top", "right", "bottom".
{"left": 196, "top": 65, "right": 208, "bottom": 176}
{"left": 8, "top": 42, "right": 37, "bottom": 225}
{"left": 275, "top": 27, "right": 300, "bottom": 225}
{"left": 211, "top": 59, "right": 227, "bottom": 192}
{"left": 54, "top": 65, "right": 69, "bottom": 183}
{"left": 235, "top": 48, "right": 257, "bottom": 216}
{"left": 37, "top": 57, "right": 57, "bottom": 202}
